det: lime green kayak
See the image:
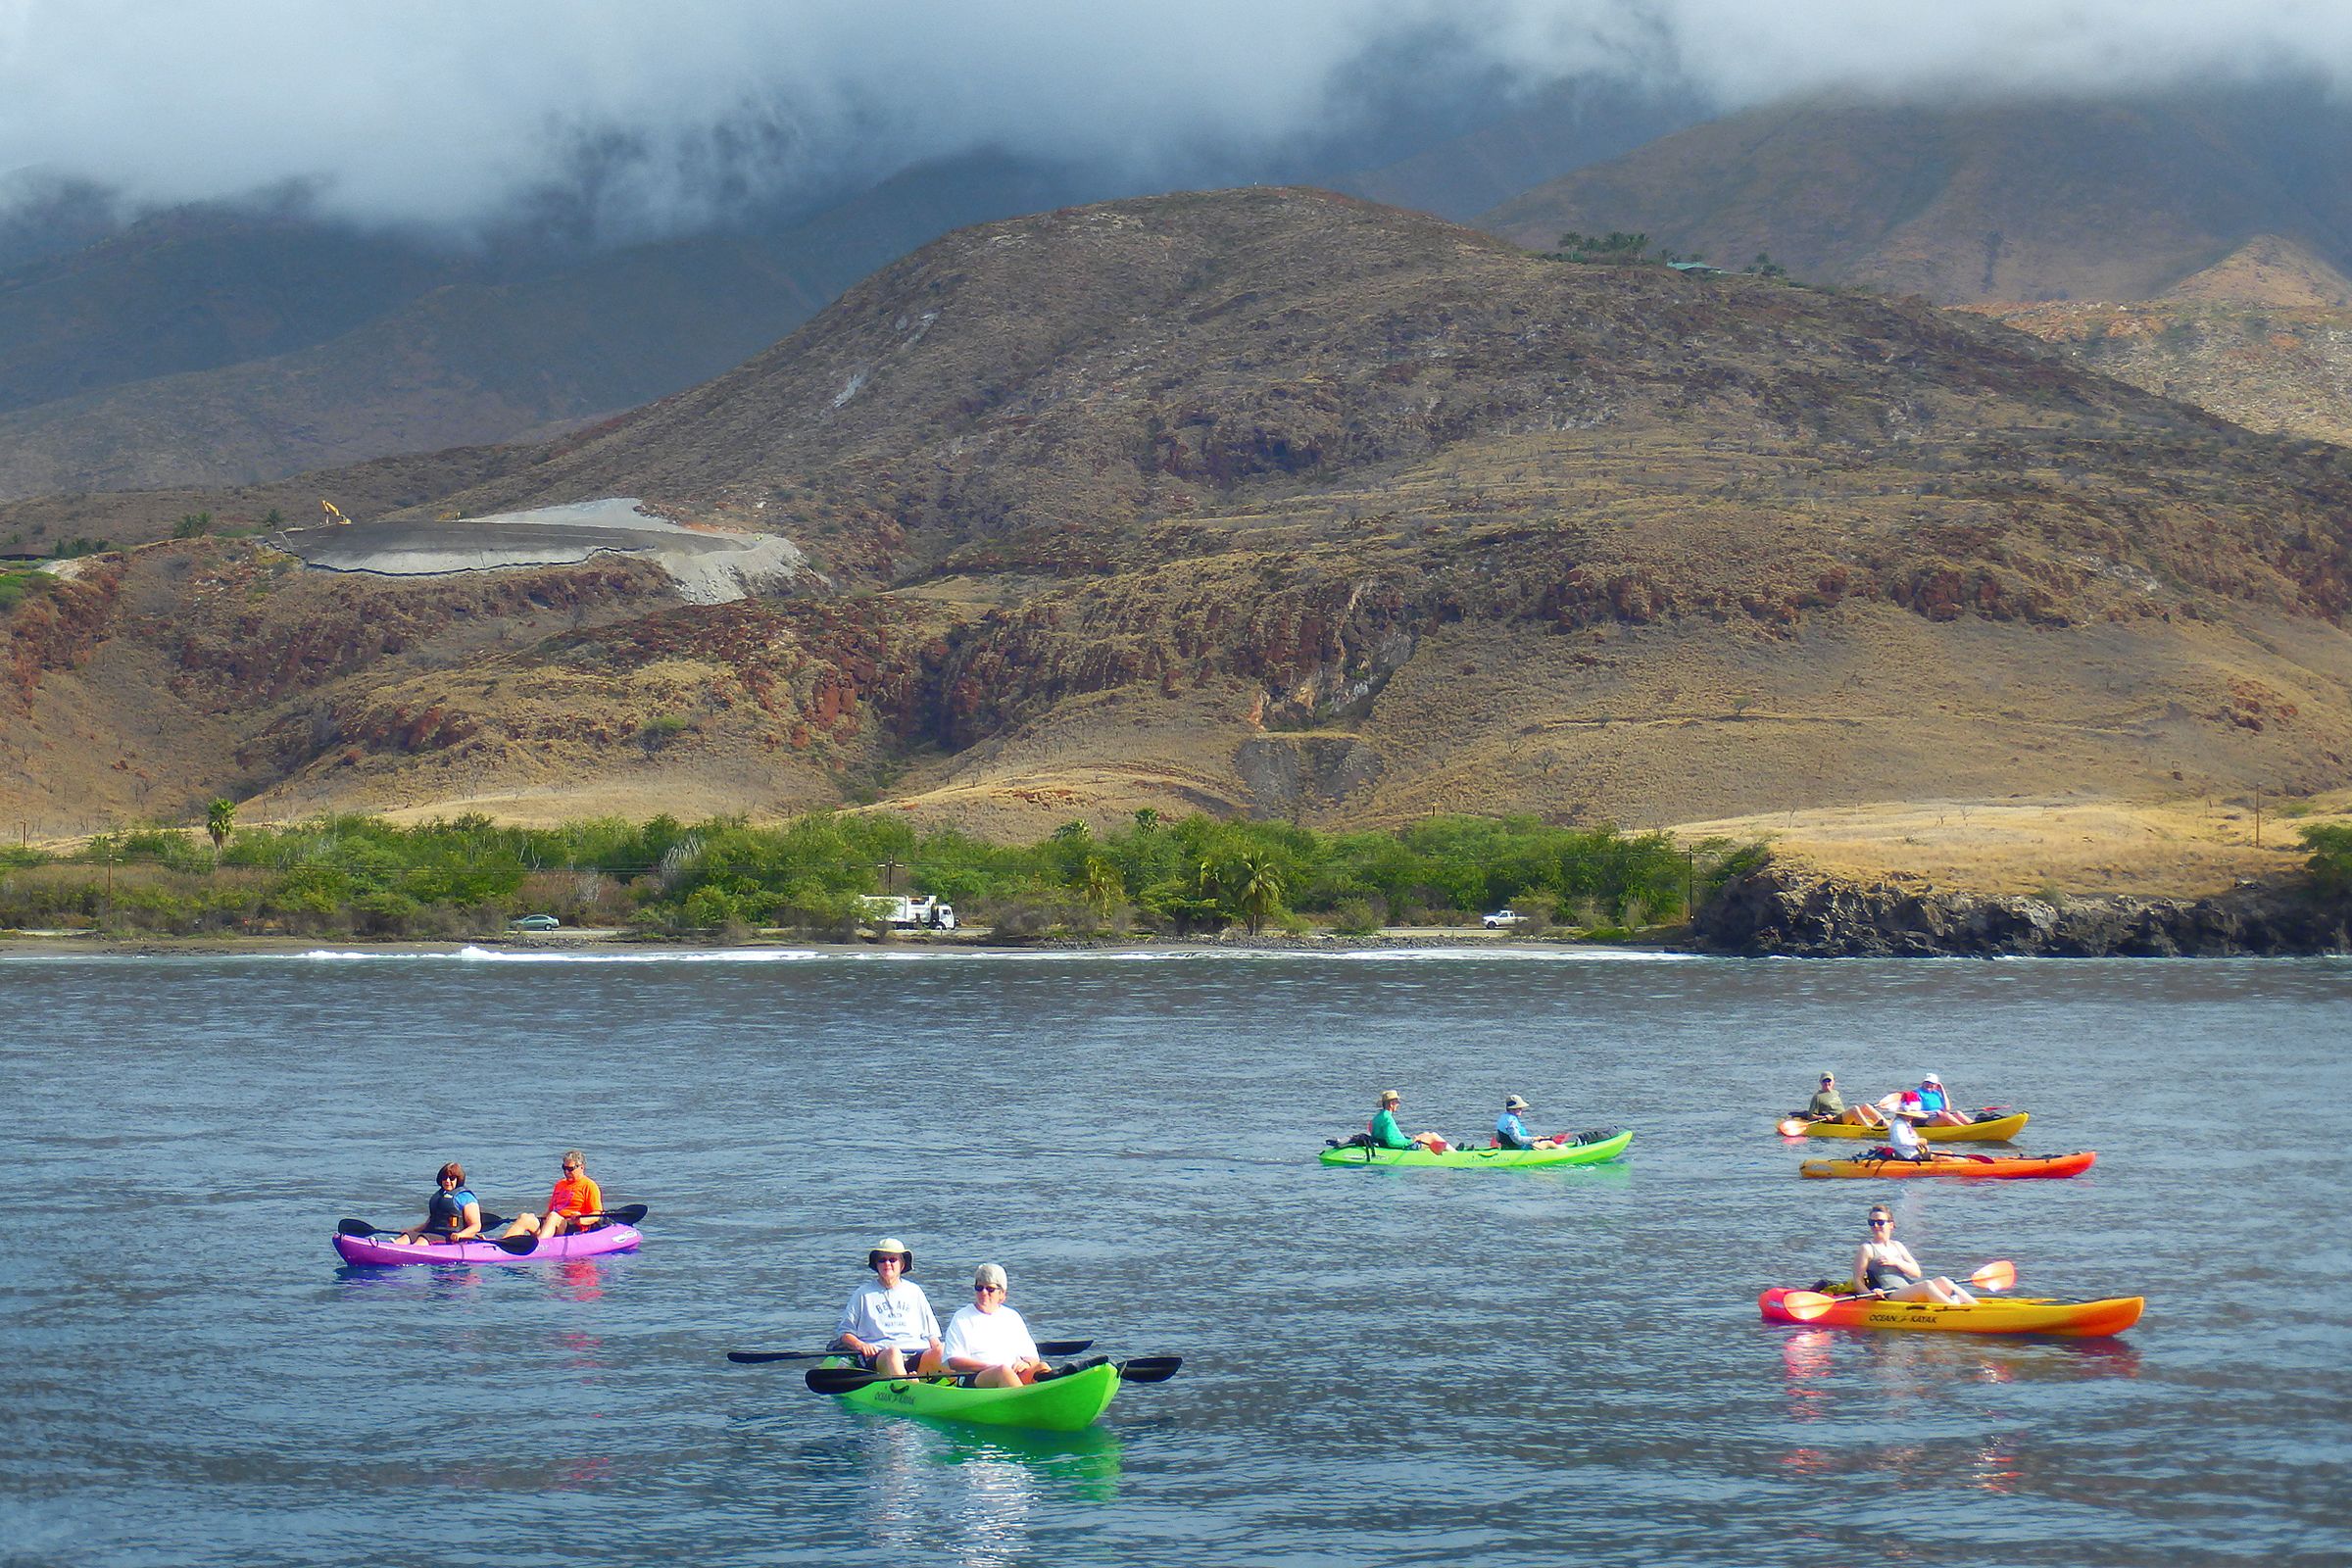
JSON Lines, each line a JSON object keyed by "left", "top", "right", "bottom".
{"left": 822, "top": 1360, "right": 1121, "bottom": 1432}
{"left": 1318, "top": 1127, "right": 1633, "bottom": 1167}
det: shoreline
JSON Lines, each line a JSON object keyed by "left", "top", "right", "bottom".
{"left": 0, "top": 927, "right": 1680, "bottom": 959}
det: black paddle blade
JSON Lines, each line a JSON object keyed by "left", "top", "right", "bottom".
{"left": 729, "top": 1350, "right": 827, "bottom": 1364}
{"left": 806, "top": 1366, "right": 898, "bottom": 1394}
{"left": 337, "top": 1218, "right": 379, "bottom": 1239}
{"left": 1115, "top": 1356, "right": 1183, "bottom": 1384}
{"left": 1034, "top": 1340, "right": 1093, "bottom": 1356}
{"left": 489, "top": 1234, "right": 542, "bottom": 1255}
{"left": 597, "top": 1203, "right": 649, "bottom": 1226}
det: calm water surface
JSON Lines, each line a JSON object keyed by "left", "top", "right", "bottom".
{"left": 3, "top": 949, "right": 2347, "bottom": 1567}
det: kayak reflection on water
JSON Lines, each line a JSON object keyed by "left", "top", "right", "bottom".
{"left": 855, "top": 1416, "right": 1123, "bottom": 1555}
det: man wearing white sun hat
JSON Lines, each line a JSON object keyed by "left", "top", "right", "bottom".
{"left": 833, "top": 1237, "right": 943, "bottom": 1378}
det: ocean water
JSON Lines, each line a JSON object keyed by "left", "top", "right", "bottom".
{"left": 2, "top": 948, "right": 2346, "bottom": 1567}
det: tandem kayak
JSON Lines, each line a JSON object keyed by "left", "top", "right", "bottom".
{"left": 1758, "top": 1287, "right": 2142, "bottom": 1337}
{"left": 332, "top": 1224, "right": 643, "bottom": 1266}
{"left": 1318, "top": 1127, "right": 1634, "bottom": 1168}
{"left": 820, "top": 1359, "right": 1122, "bottom": 1432}
{"left": 1778, "top": 1111, "right": 2029, "bottom": 1142}
{"left": 1797, "top": 1151, "right": 2095, "bottom": 1180}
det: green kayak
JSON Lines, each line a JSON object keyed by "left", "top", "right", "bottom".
{"left": 1318, "top": 1126, "right": 1634, "bottom": 1168}
{"left": 821, "top": 1359, "right": 1122, "bottom": 1432}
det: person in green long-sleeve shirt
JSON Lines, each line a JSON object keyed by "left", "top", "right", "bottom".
{"left": 1369, "top": 1089, "right": 1448, "bottom": 1152}
{"left": 1803, "top": 1072, "right": 1885, "bottom": 1127}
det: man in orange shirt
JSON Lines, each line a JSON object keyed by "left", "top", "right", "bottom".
{"left": 501, "top": 1151, "right": 604, "bottom": 1244}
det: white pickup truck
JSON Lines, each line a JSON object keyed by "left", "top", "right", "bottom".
{"left": 1481, "top": 907, "right": 1523, "bottom": 929}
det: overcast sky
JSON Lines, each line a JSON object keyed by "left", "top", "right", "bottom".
{"left": 4, "top": 0, "right": 2346, "bottom": 234}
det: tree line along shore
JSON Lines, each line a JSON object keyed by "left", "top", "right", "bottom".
{"left": 0, "top": 809, "right": 1772, "bottom": 943}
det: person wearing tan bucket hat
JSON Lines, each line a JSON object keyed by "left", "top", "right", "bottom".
{"left": 831, "top": 1237, "right": 942, "bottom": 1378}
{"left": 1369, "top": 1089, "right": 1448, "bottom": 1154}
{"left": 1494, "top": 1094, "right": 1565, "bottom": 1152}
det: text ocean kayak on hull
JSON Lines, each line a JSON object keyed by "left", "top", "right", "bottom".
{"left": 1758, "top": 1287, "right": 2142, "bottom": 1337}
{"left": 816, "top": 1359, "right": 1124, "bottom": 1432}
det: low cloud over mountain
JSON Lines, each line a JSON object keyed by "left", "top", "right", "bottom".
{"left": 6, "top": 2, "right": 2349, "bottom": 239}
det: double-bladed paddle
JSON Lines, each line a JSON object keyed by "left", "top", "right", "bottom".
{"left": 1778, "top": 1259, "right": 2018, "bottom": 1319}
{"left": 728, "top": 1339, "right": 1093, "bottom": 1365}
{"left": 802, "top": 1354, "right": 1181, "bottom": 1394}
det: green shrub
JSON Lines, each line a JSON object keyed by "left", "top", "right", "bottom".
{"left": 2303, "top": 824, "right": 2352, "bottom": 901}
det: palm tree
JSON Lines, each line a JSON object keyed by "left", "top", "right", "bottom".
{"left": 1232, "top": 851, "right": 1286, "bottom": 937}
{"left": 1081, "top": 857, "right": 1123, "bottom": 920}
{"left": 205, "top": 798, "right": 235, "bottom": 866}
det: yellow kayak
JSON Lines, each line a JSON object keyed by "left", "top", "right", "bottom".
{"left": 1778, "top": 1111, "right": 2028, "bottom": 1142}
{"left": 1760, "top": 1288, "right": 2141, "bottom": 1337}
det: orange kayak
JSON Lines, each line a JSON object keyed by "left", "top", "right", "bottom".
{"left": 1759, "top": 1288, "right": 2142, "bottom": 1336}
{"left": 1798, "top": 1150, "right": 2095, "bottom": 1179}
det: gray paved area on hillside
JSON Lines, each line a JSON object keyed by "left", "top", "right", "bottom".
{"left": 272, "top": 497, "right": 808, "bottom": 603}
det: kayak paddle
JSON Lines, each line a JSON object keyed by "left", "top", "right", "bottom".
{"left": 804, "top": 1354, "right": 1179, "bottom": 1394}
{"left": 340, "top": 1210, "right": 513, "bottom": 1239}
{"left": 1779, "top": 1259, "right": 2018, "bottom": 1319}
{"left": 729, "top": 1339, "right": 1093, "bottom": 1365}
{"left": 1111, "top": 1355, "right": 1182, "bottom": 1383}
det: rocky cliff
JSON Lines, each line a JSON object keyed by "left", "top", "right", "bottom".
{"left": 1694, "top": 859, "right": 2350, "bottom": 956}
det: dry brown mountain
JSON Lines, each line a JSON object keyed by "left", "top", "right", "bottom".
{"left": 1480, "top": 91, "right": 2352, "bottom": 304}
{"left": 1969, "top": 237, "right": 2352, "bottom": 449}
{"left": 7, "top": 187, "right": 2352, "bottom": 885}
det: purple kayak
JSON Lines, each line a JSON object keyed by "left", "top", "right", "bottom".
{"left": 332, "top": 1224, "right": 643, "bottom": 1266}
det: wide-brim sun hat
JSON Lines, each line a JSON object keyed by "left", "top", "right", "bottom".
{"left": 1379, "top": 1089, "right": 1401, "bottom": 1104}
{"left": 1922, "top": 1073, "right": 1944, "bottom": 1086}
{"left": 867, "top": 1237, "right": 914, "bottom": 1271}
{"left": 1503, "top": 1095, "right": 1530, "bottom": 1110}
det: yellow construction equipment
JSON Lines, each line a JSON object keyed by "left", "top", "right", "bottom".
{"left": 320, "top": 500, "right": 350, "bottom": 525}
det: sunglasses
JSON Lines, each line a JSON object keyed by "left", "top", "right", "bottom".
{"left": 975, "top": 1284, "right": 1004, "bottom": 1294}
{"left": 1869, "top": 1217, "right": 1892, "bottom": 1226}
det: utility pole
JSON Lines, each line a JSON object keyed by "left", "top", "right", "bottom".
{"left": 2254, "top": 784, "right": 2262, "bottom": 849}
{"left": 1687, "top": 849, "right": 1696, "bottom": 920}
{"left": 875, "top": 859, "right": 903, "bottom": 896}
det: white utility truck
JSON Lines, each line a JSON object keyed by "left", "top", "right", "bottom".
{"left": 862, "top": 894, "right": 958, "bottom": 931}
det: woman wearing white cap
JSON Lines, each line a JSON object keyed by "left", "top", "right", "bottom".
{"left": 1914, "top": 1072, "right": 1972, "bottom": 1127}
{"left": 942, "top": 1263, "right": 1049, "bottom": 1388}
{"left": 1494, "top": 1095, "right": 1562, "bottom": 1151}
{"left": 833, "top": 1238, "right": 943, "bottom": 1378}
